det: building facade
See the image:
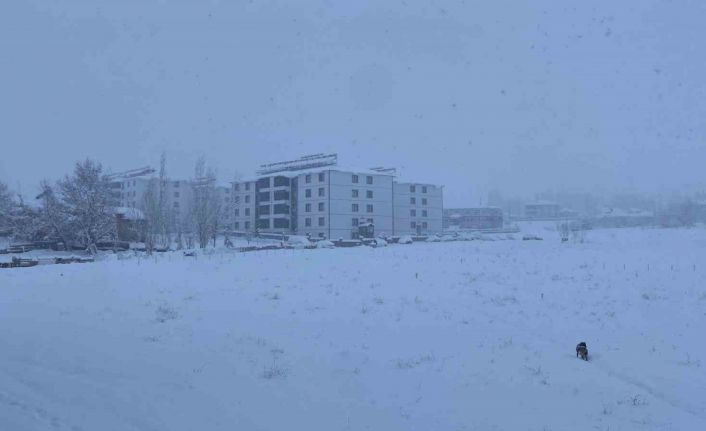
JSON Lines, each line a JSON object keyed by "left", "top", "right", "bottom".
{"left": 229, "top": 155, "right": 444, "bottom": 239}
{"left": 109, "top": 173, "right": 231, "bottom": 230}
{"left": 524, "top": 201, "right": 560, "bottom": 219}
{"left": 443, "top": 207, "right": 504, "bottom": 230}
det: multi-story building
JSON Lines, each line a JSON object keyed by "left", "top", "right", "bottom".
{"left": 108, "top": 168, "right": 230, "bottom": 230}
{"left": 229, "top": 154, "right": 444, "bottom": 239}
{"left": 443, "top": 207, "right": 504, "bottom": 230}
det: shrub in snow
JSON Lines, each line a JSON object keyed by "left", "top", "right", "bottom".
{"left": 426, "top": 235, "right": 441, "bottom": 242}
{"left": 398, "top": 235, "right": 413, "bottom": 244}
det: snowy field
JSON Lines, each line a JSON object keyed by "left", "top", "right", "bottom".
{"left": 1, "top": 228, "right": 705, "bottom": 431}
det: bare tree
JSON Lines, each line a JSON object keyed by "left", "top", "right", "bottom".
{"left": 0, "top": 181, "right": 13, "bottom": 233}
{"left": 36, "top": 181, "right": 73, "bottom": 249}
{"left": 57, "top": 159, "right": 116, "bottom": 253}
{"left": 190, "top": 157, "right": 221, "bottom": 249}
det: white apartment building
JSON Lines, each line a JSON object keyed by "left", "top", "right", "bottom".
{"left": 109, "top": 170, "right": 231, "bottom": 229}
{"left": 229, "top": 154, "right": 444, "bottom": 239}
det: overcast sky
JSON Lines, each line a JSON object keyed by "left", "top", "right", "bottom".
{"left": 2, "top": 0, "right": 705, "bottom": 206}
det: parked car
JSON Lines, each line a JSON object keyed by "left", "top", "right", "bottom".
{"left": 522, "top": 234, "right": 543, "bottom": 241}
{"left": 398, "top": 235, "right": 413, "bottom": 244}
{"left": 316, "top": 240, "right": 336, "bottom": 249}
{"left": 426, "top": 235, "right": 441, "bottom": 242}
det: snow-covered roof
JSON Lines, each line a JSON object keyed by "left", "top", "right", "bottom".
{"left": 234, "top": 166, "right": 397, "bottom": 183}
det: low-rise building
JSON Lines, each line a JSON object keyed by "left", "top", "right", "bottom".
{"left": 524, "top": 201, "right": 560, "bottom": 219}
{"left": 443, "top": 207, "right": 503, "bottom": 230}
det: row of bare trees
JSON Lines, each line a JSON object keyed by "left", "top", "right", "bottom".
{"left": 0, "top": 155, "right": 229, "bottom": 253}
{"left": 1, "top": 159, "right": 116, "bottom": 253}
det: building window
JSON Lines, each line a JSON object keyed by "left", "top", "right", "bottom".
{"left": 245, "top": 208, "right": 250, "bottom": 216}
{"left": 305, "top": 203, "right": 312, "bottom": 212}
{"left": 410, "top": 197, "right": 416, "bottom": 205}
{"left": 305, "top": 189, "right": 312, "bottom": 198}
{"left": 258, "top": 192, "right": 270, "bottom": 202}
{"left": 174, "top": 191, "right": 180, "bottom": 198}
{"left": 366, "top": 204, "right": 373, "bottom": 213}
{"left": 366, "top": 176, "right": 373, "bottom": 184}
{"left": 422, "top": 186, "right": 428, "bottom": 193}
{"left": 235, "top": 208, "right": 239, "bottom": 216}
{"left": 245, "top": 183, "right": 250, "bottom": 191}
{"left": 352, "top": 189, "right": 359, "bottom": 198}
{"left": 274, "top": 204, "right": 289, "bottom": 215}
{"left": 245, "top": 195, "right": 250, "bottom": 203}
{"left": 305, "top": 174, "right": 311, "bottom": 183}
{"left": 352, "top": 218, "right": 359, "bottom": 226}
{"left": 410, "top": 185, "right": 415, "bottom": 193}
{"left": 318, "top": 172, "right": 325, "bottom": 182}
{"left": 305, "top": 218, "right": 311, "bottom": 227}
{"left": 234, "top": 183, "right": 239, "bottom": 191}
{"left": 422, "top": 198, "right": 427, "bottom": 205}
{"left": 411, "top": 221, "right": 417, "bottom": 229}
{"left": 318, "top": 187, "right": 325, "bottom": 197}
{"left": 273, "top": 218, "right": 289, "bottom": 228}
{"left": 273, "top": 176, "right": 289, "bottom": 187}
{"left": 257, "top": 177, "right": 270, "bottom": 189}
{"left": 318, "top": 217, "right": 325, "bottom": 226}
{"left": 174, "top": 202, "right": 179, "bottom": 208}
{"left": 273, "top": 190, "right": 289, "bottom": 200}
{"left": 352, "top": 174, "right": 359, "bottom": 183}
{"left": 234, "top": 196, "right": 240, "bottom": 204}
{"left": 366, "top": 190, "right": 373, "bottom": 199}
{"left": 422, "top": 222, "right": 428, "bottom": 228}
{"left": 174, "top": 181, "right": 180, "bottom": 188}
{"left": 410, "top": 209, "right": 416, "bottom": 217}
{"left": 352, "top": 203, "right": 359, "bottom": 212}
{"left": 258, "top": 219, "right": 270, "bottom": 229}
{"left": 318, "top": 202, "right": 325, "bottom": 212}
{"left": 422, "top": 210, "right": 428, "bottom": 217}
{"left": 245, "top": 221, "right": 250, "bottom": 229}
{"left": 234, "top": 222, "right": 240, "bottom": 229}
{"left": 367, "top": 218, "right": 373, "bottom": 224}
{"left": 259, "top": 205, "right": 271, "bottom": 215}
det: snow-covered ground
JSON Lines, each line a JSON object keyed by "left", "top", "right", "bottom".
{"left": 1, "top": 228, "right": 705, "bottom": 430}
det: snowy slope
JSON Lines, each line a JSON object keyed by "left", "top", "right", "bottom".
{"left": 1, "top": 228, "right": 705, "bottom": 430}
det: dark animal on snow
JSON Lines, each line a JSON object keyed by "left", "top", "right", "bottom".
{"left": 576, "top": 342, "right": 588, "bottom": 361}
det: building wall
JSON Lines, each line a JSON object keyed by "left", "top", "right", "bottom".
{"left": 443, "top": 208, "right": 503, "bottom": 230}
{"left": 232, "top": 181, "right": 257, "bottom": 231}
{"left": 230, "top": 170, "right": 444, "bottom": 239}
{"left": 254, "top": 175, "right": 293, "bottom": 233}
{"left": 295, "top": 170, "right": 330, "bottom": 238}
{"left": 330, "top": 170, "right": 393, "bottom": 240}
{"left": 394, "top": 182, "right": 443, "bottom": 235}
